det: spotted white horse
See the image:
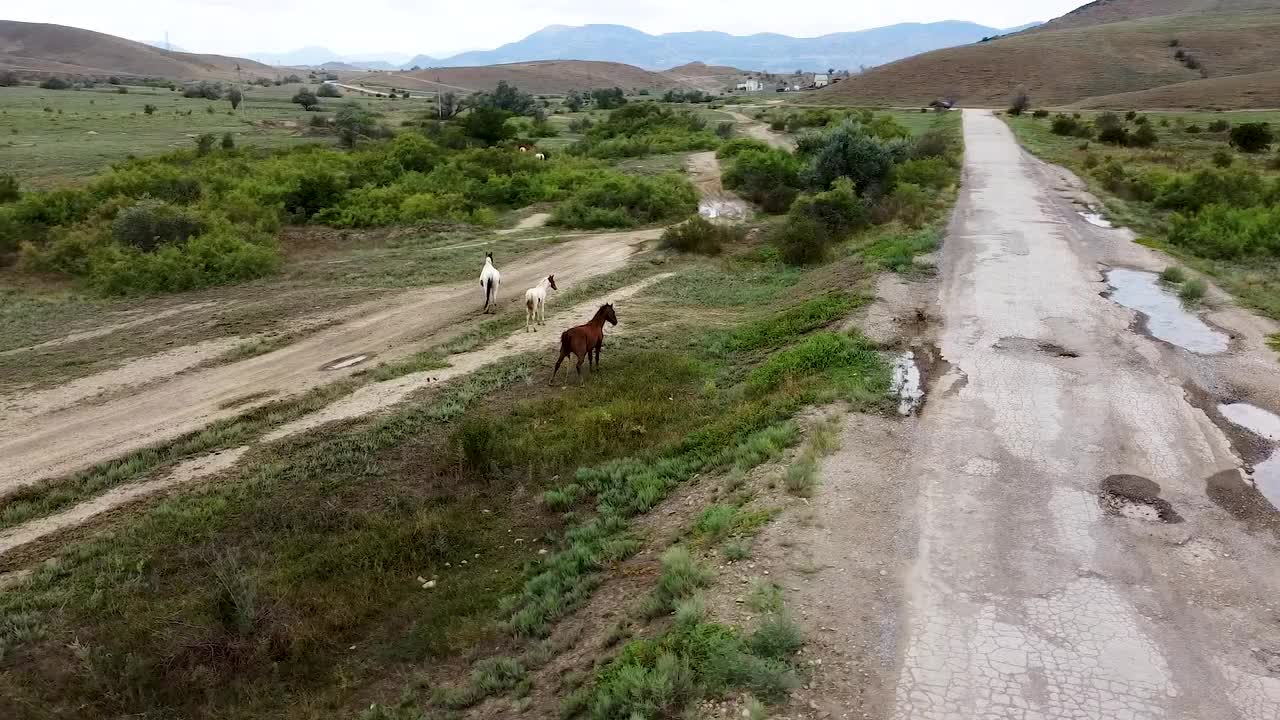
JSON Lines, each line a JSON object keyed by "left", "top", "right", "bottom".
{"left": 524, "top": 274, "right": 558, "bottom": 331}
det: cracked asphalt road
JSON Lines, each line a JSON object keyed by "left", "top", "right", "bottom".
{"left": 889, "top": 110, "right": 1280, "bottom": 719}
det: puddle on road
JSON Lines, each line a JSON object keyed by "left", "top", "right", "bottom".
{"left": 1254, "top": 453, "right": 1280, "bottom": 509}
{"left": 890, "top": 351, "right": 924, "bottom": 416}
{"left": 1219, "top": 403, "right": 1280, "bottom": 442}
{"left": 1079, "top": 211, "right": 1113, "bottom": 228}
{"left": 698, "top": 198, "right": 749, "bottom": 220}
{"left": 1105, "top": 268, "right": 1229, "bottom": 354}
{"left": 322, "top": 354, "right": 371, "bottom": 371}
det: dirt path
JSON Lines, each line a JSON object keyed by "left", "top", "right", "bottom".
{"left": 496, "top": 212, "right": 551, "bottom": 235}
{"left": 728, "top": 110, "right": 795, "bottom": 150}
{"left": 686, "top": 151, "right": 749, "bottom": 220}
{"left": 871, "top": 110, "right": 1280, "bottom": 718}
{"left": 0, "top": 229, "right": 658, "bottom": 493}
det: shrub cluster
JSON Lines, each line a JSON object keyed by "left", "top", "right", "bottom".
{"left": 570, "top": 104, "right": 718, "bottom": 158}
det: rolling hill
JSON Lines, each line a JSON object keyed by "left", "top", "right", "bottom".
{"left": 0, "top": 20, "right": 276, "bottom": 81}
{"left": 428, "top": 22, "right": 1029, "bottom": 73}
{"left": 351, "top": 60, "right": 693, "bottom": 95}
{"left": 813, "top": 0, "right": 1280, "bottom": 108}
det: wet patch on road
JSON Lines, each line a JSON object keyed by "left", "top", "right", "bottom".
{"left": 1079, "top": 210, "right": 1114, "bottom": 228}
{"left": 891, "top": 351, "right": 924, "bottom": 416}
{"left": 1104, "top": 268, "right": 1229, "bottom": 355}
{"left": 1099, "top": 474, "right": 1183, "bottom": 523}
{"left": 698, "top": 198, "right": 750, "bottom": 220}
{"left": 322, "top": 354, "right": 372, "bottom": 371}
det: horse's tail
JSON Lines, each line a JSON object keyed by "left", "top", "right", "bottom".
{"left": 526, "top": 295, "right": 535, "bottom": 312}
{"left": 559, "top": 329, "right": 572, "bottom": 353}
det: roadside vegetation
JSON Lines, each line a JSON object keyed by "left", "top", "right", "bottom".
{"left": 1007, "top": 110, "right": 1280, "bottom": 319}
{"left": 0, "top": 100, "right": 962, "bottom": 720}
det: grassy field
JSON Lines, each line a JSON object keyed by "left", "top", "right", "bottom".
{"left": 0, "top": 107, "right": 960, "bottom": 719}
{"left": 1006, "top": 110, "right": 1280, "bottom": 319}
{"left": 0, "top": 83, "right": 437, "bottom": 188}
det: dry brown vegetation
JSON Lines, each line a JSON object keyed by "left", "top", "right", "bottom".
{"left": 812, "top": 0, "right": 1280, "bottom": 108}
{"left": 0, "top": 20, "right": 276, "bottom": 81}
{"left": 1072, "top": 68, "right": 1280, "bottom": 109}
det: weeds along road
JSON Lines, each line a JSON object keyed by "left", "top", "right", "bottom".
{"left": 0, "top": 228, "right": 658, "bottom": 493}
{"left": 886, "top": 110, "right": 1280, "bottom": 718}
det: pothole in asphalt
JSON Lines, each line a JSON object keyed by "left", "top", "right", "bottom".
{"left": 1206, "top": 469, "right": 1277, "bottom": 520}
{"left": 322, "top": 354, "right": 372, "bottom": 371}
{"left": 1098, "top": 474, "right": 1183, "bottom": 523}
{"left": 891, "top": 351, "right": 924, "bottom": 416}
{"left": 994, "top": 336, "right": 1080, "bottom": 358}
{"left": 698, "top": 198, "right": 749, "bottom": 220}
{"left": 1104, "top": 268, "right": 1229, "bottom": 354}
{"left": 1079, "top": 210, "right": 1114, "bottom": 228}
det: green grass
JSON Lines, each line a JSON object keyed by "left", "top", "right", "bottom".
{"left": 1159, "top": 266, "right": 1188, "bottom": 284}
{"left": 0, "top": 84, "right": 329, "bottom": 188}
{"left": 1179, "top": 277, "right": 1207, "bottom": 304}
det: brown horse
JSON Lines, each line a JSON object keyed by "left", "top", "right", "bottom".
{"left": 551, "top": 303, "right": 617, "bottom": 385}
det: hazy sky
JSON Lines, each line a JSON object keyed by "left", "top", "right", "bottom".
{"left": 11, "top": 0, "right": 1081, "bottom": 57}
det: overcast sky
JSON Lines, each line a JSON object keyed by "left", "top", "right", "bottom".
{"left": 11, "top": 0, "right": 1082, "bottom": 57}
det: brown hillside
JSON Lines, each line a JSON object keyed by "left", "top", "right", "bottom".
{"left": 1072, "top": 68, "right": 1280, "bottom": 108}
{"left": 1032, "top": 0, "right": 1280, "bottom": 31}
{"left": 0, "top": 20, "right": 275, "bottom": 80}
{"left": 664, "top": 61, "right": 747, "bottom": 77}
{"left": 353, "top": 60, "right": 692, "bottom": 95}
{"left": 812, "top": 7, "right": 1280, "bottom": 108}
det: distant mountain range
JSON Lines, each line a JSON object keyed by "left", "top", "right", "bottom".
{"left": 251, "top": 20, "right": 1040, "bottom": 73}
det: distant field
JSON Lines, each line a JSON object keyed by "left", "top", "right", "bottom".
{"left": 0, "top": 83, "right": 436, "bottom": 188}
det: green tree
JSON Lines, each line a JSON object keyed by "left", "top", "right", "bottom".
{"left": 591, "top": 87, "right": 627, "bottom": 109}
{"left": 1008, "top": 88, "right": 1030, "bottom": 116}
{"left": 1230, "top": 123, "right": 1274, "bottom": 153}
{"left": 317, "top": 83, "right": 342, "bottom": 98}
{"left": 802, "top": 121, "right": 895, "bottom": 196}
{"left": 564, "top": 89, "right": 585, "bottom": 112}
{"left": 334, "top": 102, "right": 381, "bottom": 148}
{"left": 195, "top": 133, "right": 216, "bottom": 156}
{"left": 291, "top": 88, "right": 320, "bottom": 111}
{"left": 228, "top": 87, "right": 243, "bottom": 110}
{"left": 221, "top": 132, "right": 235, "bottom": 150}
{"left": 437, "top": 91, "right": 460, "bottom": 119}
{"left": 460, "top": 106, "right": 515, "bottom": 146}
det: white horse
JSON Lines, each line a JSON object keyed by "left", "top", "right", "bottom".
{"left": 479, "top": 252, "right": 501, "bottom": 313}
{"left": 524, "top": 274, "right": 557, "bottom": 331}
{"left": 534, "top": 152, "right": 546, "bottom": 161}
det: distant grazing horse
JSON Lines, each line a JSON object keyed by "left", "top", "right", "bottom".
{"left": 525, "top": 274, "right": 558, "bottom": 332}
{"left": 552, "top": 303, "right": 617, "bottom": 385}
{"left": 534, "top": 152, "right": 546, "bottom": 161}
{"left": 479, "top": 252, "right": 501, "bottom": 313}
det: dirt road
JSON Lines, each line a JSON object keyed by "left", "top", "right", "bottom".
{"left": 728, "top": 111, "right": 795, "bottom": 150}
{"left": 883, "top": 110, "right": 1280, "bottom": 718}
{"left": 0, "top": 229, "right": 657, "bottom": 492}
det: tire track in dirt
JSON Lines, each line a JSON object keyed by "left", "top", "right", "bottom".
{"left": 0, "top": 274, "right": 670, "bottom": 563}
{"left": 0, "top": 229, "right": 658, "bottom": 493}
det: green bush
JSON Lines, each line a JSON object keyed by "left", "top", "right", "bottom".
{"left": 1229, "top": 123, "right": 1274, "bottom": 153}
{"left": 722, "top": 148, "right": 802, "bottom": 212}
{"left": 39, "top": 77, "right": 71, "bottom": 90}
{"left": 910, "top": 130, "right": 955, "bottom": 160}
{"left": 88, "top": 230, "right": 279, "bottom": 295}
{"left": 552, "top": 173, "right": 696, "bottom": 229}
{"left": 1167, "top": 204, "right": 1280, "bottom": 260}
{"left": 1212, "top": 149, "right": 1234, "bottom": 168}
{"left": 1032, "top": 109, "right": 1050, "bottom": 119}
{"left": 111, "top": 199, "right": 204, "bottom": 251}
{"left": 1207, "top": 119, "right": 1231, "bottom": 133}
{"left": 771, "top": 215, "right": 830, "bottom": 266}
{"left": 873, "top": 182, "right": 932, "bottom": 228}
{"left": 787, "top": 178, "right": 867, "bottom": 239}
{"left": 660, "top": 216, "right": 744, "bottom": 255}
{"left": 716, "top": 138, "right": 773, "bottom": 159}
{"left": 1153, "top": 167, "right": 1266, "bottom": 212}
{"left": 0, "top": 174, "right": 18, "bottom": 204}
{"left": 572, "top": 104, "right": 717, "bottom": 158}
{"left": 316, "top": 83, "right": 342, "bottom": 98}
{"left": 1179, "top": 278, "right": 1207, "bottom": 303}
{"left": 1159, "top": 266, "right": 1187, "bottom": 284}
{"left": 894, "top": 157, "right": 956, "bottom": 190}
{"left": 1129, "top": 123, "right": 1158, "bottom": 148}
{"left": 1051, "top": 115, "right": 1091, "bottom": 138}
{"left": 801, "top": 121, "right": 895, "bottom": 196}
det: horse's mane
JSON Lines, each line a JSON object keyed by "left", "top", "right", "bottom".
{"left": 591, "top": 304, "right": 612, "bottom": 322}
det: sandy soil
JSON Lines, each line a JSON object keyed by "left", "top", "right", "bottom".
{"left": 496, "top": 212, "right": 551, "bottom": 236}
{"left": 0, "top": 229, "right": 658, "bottom": 493}
{"left": 849, "top": 110, "right": 1280, "bottom": 719}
